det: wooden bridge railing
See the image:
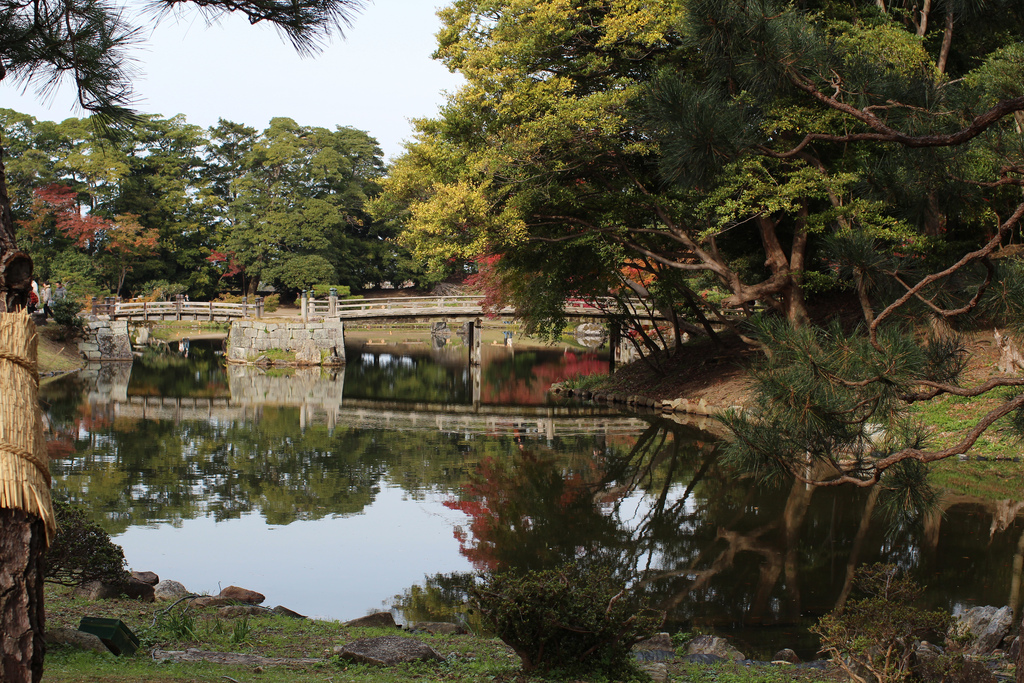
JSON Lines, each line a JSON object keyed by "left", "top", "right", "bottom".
{"left": 93, "top": 296, "right": 263, "bottom": 321}
{"left": 302, "top": 294, "right": 665, "bottom": 321}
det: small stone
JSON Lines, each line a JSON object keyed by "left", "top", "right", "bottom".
{"left": 639, "top": 662, "right": 668, "bottom": 683}
{"left": 635, "top": 633, "right": 673, "bottom": 651}
{"left": 272, "top": 605, "right": 307, "bottom": 619}
{"left": 218, "top": 586, "right": 265, "bottom": 604}
{"left": 685, "top": 635, "right": 745, "bottom": 661}
{"left": 771, "top": 648, "right": 800, "bottom": 664}
{"left": 153, "top": 580, "right": 190, "bottom": 602}
{"left": 45, "top": 628, "right": 109, "bottom": 655}
{"left": 73, "top": 580, "right": 122, "bottom": 601}
{"left": 131, "top": 571, "right": 159, "bottom": 585}
{"left": 345, "top": 611, "right": 398, "bottom": 629}
{"left": 124, "top": 577, "right": 155, "bottom": 602}
{"left": 336, "top": 636, "right": 443, "bottom": 666}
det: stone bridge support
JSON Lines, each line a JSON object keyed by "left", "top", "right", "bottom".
{"left": 468, "top": 318, "right": 483, "bottom": 367}
{"left": 227, "top": 321, "right": 345, "bottom": 365}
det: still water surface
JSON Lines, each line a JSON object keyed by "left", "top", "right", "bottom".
{"left": 40, "top": 338, "right": 1024, "bottom": 657}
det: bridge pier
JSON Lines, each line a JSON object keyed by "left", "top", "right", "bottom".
{"left": 467, "top": 318, "right": 483, "bottom": 367}
{"left": 607, "top": 323, "right": 640, "bottom": 372}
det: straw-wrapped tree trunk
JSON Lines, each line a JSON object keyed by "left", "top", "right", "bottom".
{"left": 1, "top": 1, "right": 364, "bottom": 678}
{"left": 0, "top": 314, "right": 55, "bottom": 683}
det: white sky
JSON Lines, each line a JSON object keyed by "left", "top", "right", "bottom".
{"left": 0, "top": 0, "right": 464, "bottom": 161}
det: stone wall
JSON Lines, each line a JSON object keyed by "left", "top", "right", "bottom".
{"left": 227, "top": 365, "right": 345, "bottom": 407}
{"left": 226, "top": 320, "right": 345, "bottom": 365}
{"left": 78, "top": 318, "right": 133, "bottom": 361}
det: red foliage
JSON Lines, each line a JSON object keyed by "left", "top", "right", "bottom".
{"left": 22, "top": 183, "right": 111, "bottom": 247}
{"left": 443, "top": 450, "right": 602, "bottom": 571}
{"left": 481, "top": 351, "right": 607, "bottom": 404}
{"left": 206, "top": 250, "right": 244, "bottom": 278}
{"left": 465, "top": 255, "right": 510, "bottom": 316}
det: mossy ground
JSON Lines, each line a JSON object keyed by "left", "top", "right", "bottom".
{"left": 41, "top": 585, "right": 838, "bottom": 683}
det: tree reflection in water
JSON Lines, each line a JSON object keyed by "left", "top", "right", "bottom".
{"left": 40, "top": 349, "right": 1024, "bottom": 649}
{"left": 418, "top": 419, "right": 1024, "bottom": 656}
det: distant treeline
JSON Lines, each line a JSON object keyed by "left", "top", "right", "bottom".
{"left": 1, "top": 109, "right": 431, "bottom": 300}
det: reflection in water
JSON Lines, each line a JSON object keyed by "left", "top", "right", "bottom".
{"left": 39, "top": 344, "right": 1024, "bottom": 655}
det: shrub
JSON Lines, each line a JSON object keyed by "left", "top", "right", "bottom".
{"left": 262, "top": 293, "right": 279, "bottom": 312}
{"left": 812, "top": 564, "right": 951, "bottom": 683}
{"left": 49, "top": 297, "right": 85, "bottom": 340}
{"left": 139, "top": 280, "right": 188, "bottom": 301}
{"left": 310, "top": 284, "right": 351, "bottom": 299}
{"left": 46, "top": 500, "right": 129, "bottom": 588}
{"left": 472, "top": 562, "right": 663, "bottom": 676}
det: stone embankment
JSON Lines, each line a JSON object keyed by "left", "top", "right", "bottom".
{"left": 227, "top": 320, "right": 345, "bottom": 365}
{"left": 78, "top": 318, "right": 133, "bottom": 361}
{"left": 551, "top": 385, "right": 743, "bottom": 417}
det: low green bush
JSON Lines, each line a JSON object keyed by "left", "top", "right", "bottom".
{"left": 310, "top": 284, "right": 351, "bottom": 298}
{"left": 139, "top": 280, "right": 188, "bottom": 301}
{"left": 46, "top": 500, "right": 129, "bottom": 588}
{"left": 472, "top": 562, "right": 663, "bottom": 677}
{"left": 813, "top": 563, "right": 950, "bottom": 683}
{"left": 49, "top": 297, "right": 85, "bottom": 341}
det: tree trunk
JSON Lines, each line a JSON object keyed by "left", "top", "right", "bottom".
{"left": 937, "top": 11, "right": 954, "bottom": 74}
{"left": 0, "top": 138, "right": 47, "bottom": 683}
{"left": 756, "top": 215, "right": 810, "bottom": 326}
{"left": 0, "top": 509, "right": 45, "bottom": 683}
{"left": 0, "top": 142, "right": 31, "bottom": 313}
{"left": 916, "top": 0, "right": 931, "bottom": 36}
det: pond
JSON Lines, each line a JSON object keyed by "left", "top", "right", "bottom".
{"left": 40, "top": 336, "right": 1024, "bottom": 659}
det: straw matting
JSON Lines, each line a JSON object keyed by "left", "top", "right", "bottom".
{"left": 0, "top": 312, "right": 55, "bottom": 545}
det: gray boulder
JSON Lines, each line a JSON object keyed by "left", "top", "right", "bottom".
{"left": 685, "top": 635, "right": 745, "bottom": 661}
{"left": 154, "top": 579, "right": 190, "bottom": 601}
{"left": 334, "top": 636, "right": 443, "bottom": 666}
{"left": 951, "top": 605, "right": 1013, "bottom": 654}
{"left": 45, "top": 628, "right": 109, "bottom": 655}
{"left": 73, "top": 580, "right": 122, "bottom": 601}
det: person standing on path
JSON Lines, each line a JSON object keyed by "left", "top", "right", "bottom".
{"left": 40, "top": 283, "right": 51, "bottom": 321}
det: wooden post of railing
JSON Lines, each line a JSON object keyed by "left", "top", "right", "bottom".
{"left": 143, "top": 301, "right": 149, "bottom": 322}
{"left": 91, "top": 297, "right": 99, "bottom": 316}
{"left": 242, "top": 296, "right": 249, "bottom": 319}
{"left": 175, "top": 294, "right": 183, "bottom": 321}
{"left": 300, "top": 291, "right": 308, "bottom": 323}
{"left": 209, "top": 301, "right": 214, "bottom": 322}
{"left": 256, "top": 297, "right": 263, "bottom": 319}
{"left": 328, "top": 288, "right": 337, "bottom": 317}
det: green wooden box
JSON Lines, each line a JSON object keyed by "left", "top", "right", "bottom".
{"left": 77, "top": 617, "right": 140, "bottom": 656}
